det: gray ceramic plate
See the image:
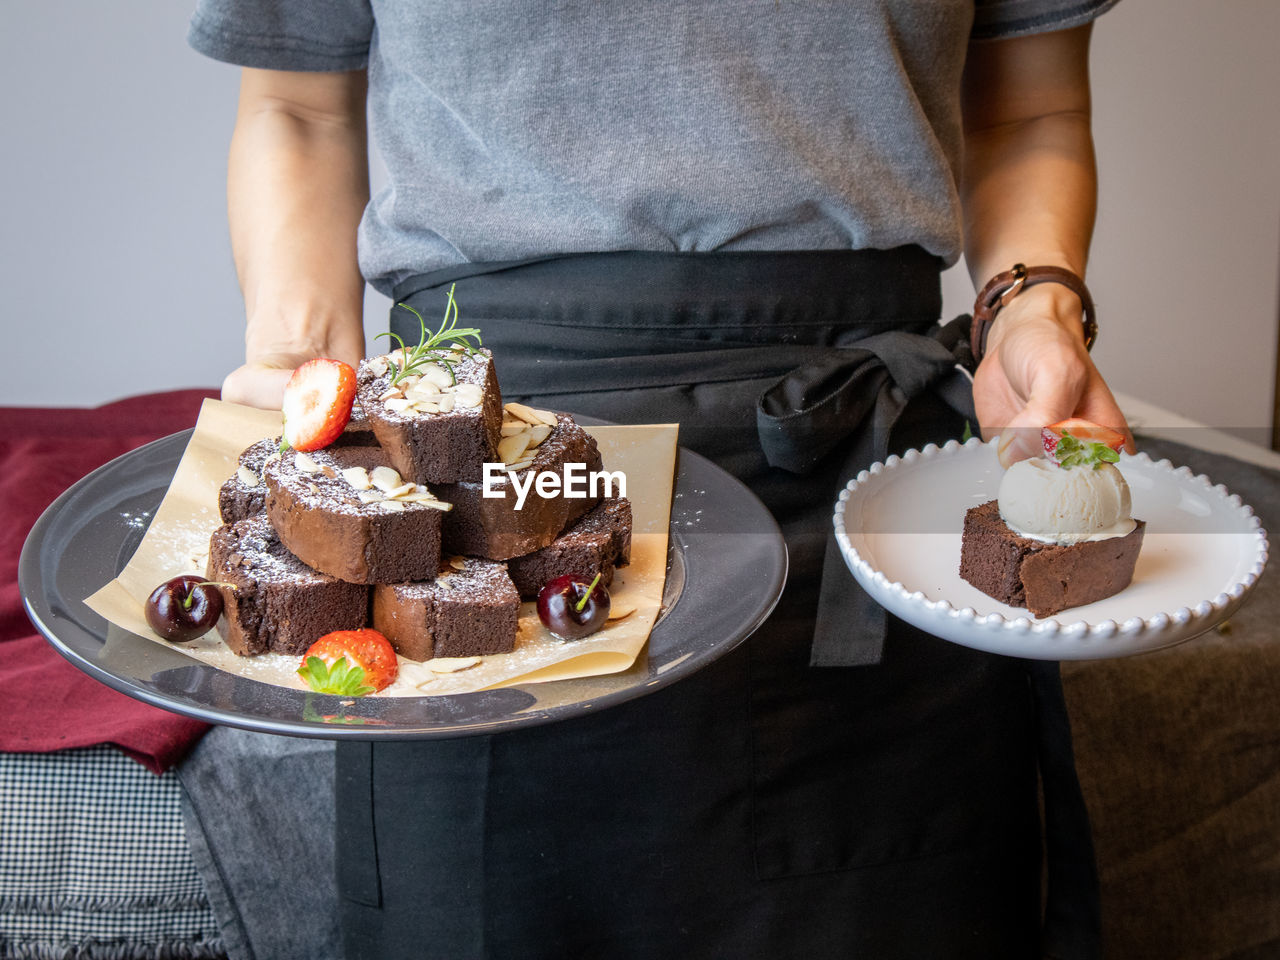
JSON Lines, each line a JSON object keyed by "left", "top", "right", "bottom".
{"left": 20, "top": 429, "right": 786, "bottom": 739}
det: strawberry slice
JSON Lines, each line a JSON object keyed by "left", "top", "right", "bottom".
{"left": 281, "top": 359, "right": 357, "bottom": 452}
{"left": 1041, "top": 418, "right": 1125, "bottom": 459}
{"left": 298, "top": 628, "right": 399, "bottom": 695}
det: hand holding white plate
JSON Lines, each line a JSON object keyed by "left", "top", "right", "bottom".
{"left": 833, "top": 438, "right": 1268, "bottom": 660}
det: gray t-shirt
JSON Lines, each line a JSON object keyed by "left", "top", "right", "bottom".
{"left": 189, "top": 0, "right": 1118, "bottom": 296}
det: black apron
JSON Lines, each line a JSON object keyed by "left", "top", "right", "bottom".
{"left": 335, "top": 250, "right": 1099, "bottom": 960}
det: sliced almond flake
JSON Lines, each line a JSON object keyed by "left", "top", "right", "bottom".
{"left": 308, "top": 482, "right": 320, "bottom": 495}
{"left": 398, "top": 492, "right": 434, "bottom": 502}
{"left": 366, "top": 356, "right": 389, "bottom": 378}
{"left": 505, "top": 458, "right": 534, "bottom": 472}
{"left": 435, "top": 393, "right": 456, "bottom": 414}
{"left": 377, "top": 386, "right": 403, "bottom": 402}
{"left": 384, "top": 482, "right": 418, "bottom": 500}
{"left": 531, "top": 408, "right": 560, "bottom": 428}
{"left": 415, "top": 675, "right": 437, "bottom": 689}
{"left": 400, "top": 373, "right": 422, "bottom": 388}
{"left": 405, "top": 381, "right": 441, "bottom": 401}
{"left": 434, "top": 576, "right": 453, "bottom": 589}
{"left": 236, "top": 465, "right": 259, "bottom": 487}
{"left": 503, "top": 401, "right": 539, "bottom": 424}
{"left": 607, "top": 603, "right": 636, "bottom": 621}
{"left": 385, "top": 397, "right": 414, "bottom": 414}
{"left": 294, "top": 452, "right": 321, "bottom": 474}
{"left": 500, "top": 420, "right": 527, "bottom": 437}
{"left": 452, "top": 383, "right": 484, "bottom": 409}
{"left": 497, "top": 433, "right": 531, "bottom": 464}
{"left": 342, "top": 466, "right": 373, "bottom": 490}
{"left": 401, "top": 494, "right": 453, "bottom": 511}
{"left": 357, "top": 490, "right": 384, "bottom": 504}
{"left": 371, "top": 465, "right": 403, "bottom": 491}
{"left": 379, "top": 499, "right": 406, "bottom": 512}
{"left": 429, "top": 656, "right": 481, "bottom": 673}
{"left": 412, "top": 400, "right": 440, "bottom": 414}
{"left": 448, "top": 556, "right": 467, "bottom": 571}
{"left": 526, "top": 424, "right": 553, "bottom": 446}
{"left": 421, "top": 363, "right": 453, "bottom": 389}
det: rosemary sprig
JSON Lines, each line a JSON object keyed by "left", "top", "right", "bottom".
{"left": 376, "top": 284, "right": 483, "bottom": 386}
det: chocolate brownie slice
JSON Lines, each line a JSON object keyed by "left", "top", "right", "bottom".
{"left": 207, "top": 514, "right": 369, "bottom": 657}
{"left": 436, "top": 411, "right": 610, "bottom": 561}
{"left": 219, "top": 412, "right": 377, "bottom": 525}
{"left": 356, "top": 348, "right": 503, "bottom": 484}
{"left": 332, "top": 401, "right": 380, "bottom": 448}
{"left": 373, "top": 558, "right": 520, "bottom": 661}
{"left": 264, "top": 446, "right": 449, "bottom": 585}
{"left": 959, "top": 499, "right": 1145, "bottom": 618}
{"left": 218, "top": 437, "right": 277, "bottom": 524}
{"left": 507, "top": 498, "right": 632, "bottom": 599}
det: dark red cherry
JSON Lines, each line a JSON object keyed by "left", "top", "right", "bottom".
{"left": 536, "top": 573, "right": 610, "bottom": 640}
{"left": 145, "top": 575, "right": 224, "bottom": 642}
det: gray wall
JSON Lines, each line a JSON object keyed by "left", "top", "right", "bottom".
{"left": 2, "top": 2, "right": 244, "bottom": 400}
{"left": 4, "top": 0, "right": 1278, "bottom": 442}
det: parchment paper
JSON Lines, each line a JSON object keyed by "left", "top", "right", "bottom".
{"left": 85, "top": 399, "right": 677, "bottom": 696}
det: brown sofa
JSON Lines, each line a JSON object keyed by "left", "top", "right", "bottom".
{"left": 1062, "top": 432, "right": 1280, "bottom": 960}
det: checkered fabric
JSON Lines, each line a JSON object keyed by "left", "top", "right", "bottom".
{"left": 0, "top": 746, "right": 225, "bottom": 960}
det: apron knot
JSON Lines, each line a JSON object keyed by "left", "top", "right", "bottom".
{"left": 756, "top": 328, "right": 963, "bottom": 475}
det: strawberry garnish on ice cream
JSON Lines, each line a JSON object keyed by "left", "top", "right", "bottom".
{"left": 1041, "top": 418, "right": 1125, "bottom": 466}
{"left": 280, "top": 358, "right": 357, "bottom": 452}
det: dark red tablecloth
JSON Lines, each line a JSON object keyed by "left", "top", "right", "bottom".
{"left": 0, "top": 390, "right": 221, "bottom": 774}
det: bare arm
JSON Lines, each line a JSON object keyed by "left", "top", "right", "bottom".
{"left": 962, "top": 24, "right": 1131, "bottom": 465}
{"left": 222, "top": 68, "right": 370, "bottom": 409}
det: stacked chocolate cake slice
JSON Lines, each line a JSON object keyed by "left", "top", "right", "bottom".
{"left": 208, "top": 350, "right": 631, "bottom": 664}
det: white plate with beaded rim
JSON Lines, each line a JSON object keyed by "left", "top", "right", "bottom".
{"left": 833, "top": 437, "right": 1269, "bottom": 660}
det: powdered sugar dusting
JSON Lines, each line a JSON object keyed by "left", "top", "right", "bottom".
{"left": 212, "top": 514, "right": 333, "bottom": 586}
{"left": 264, "top": 446, "right": 446, "bottom": 515}
{"left": 432, "top": 557, "right": 518, "bottom": 603}
{"left": 357, "top": 350, "right": 492, "bottom": 423}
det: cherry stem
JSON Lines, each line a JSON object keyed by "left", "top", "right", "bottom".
{"left": 182, "top": 580, "right": 235, "bottom": 610}
{"left": 575, "top": 573, "right": 602, "bottom": 613}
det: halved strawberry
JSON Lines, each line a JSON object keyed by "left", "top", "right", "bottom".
{"left": 281, "top": 359, "right": 356, "bottom": 452}
{"left": 298, "top": 628, "right": 399, "bottom": 695}
{"left": 1041, "top": 418, "right": 1125, "bottom": 459}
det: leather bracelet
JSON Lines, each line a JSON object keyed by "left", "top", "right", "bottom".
{"left": 970, "top": 263, "right": 1097, "bottom": 366}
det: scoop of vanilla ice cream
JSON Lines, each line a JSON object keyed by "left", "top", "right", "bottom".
{"left": 998, "top": 457, "right": 1135, "bottom": 544}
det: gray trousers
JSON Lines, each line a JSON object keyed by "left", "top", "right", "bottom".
{"left": 178, "top": 728, "right": 338, "bottom": 960}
